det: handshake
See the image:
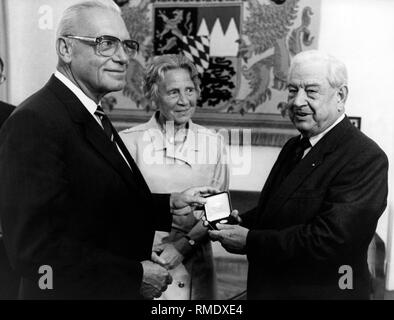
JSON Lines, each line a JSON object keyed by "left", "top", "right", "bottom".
{"left": 139, "top": 186, "right": 218, "bottom": 299}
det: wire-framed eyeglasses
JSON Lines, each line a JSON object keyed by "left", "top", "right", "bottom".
{"left": 64, "top": 35, "right": 139, "bottom": 59}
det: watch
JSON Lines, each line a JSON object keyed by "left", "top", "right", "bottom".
{"left": 184, "top": 235, "right": 196, "bottom": 247}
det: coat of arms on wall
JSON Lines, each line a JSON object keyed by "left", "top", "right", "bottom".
{"left": 109, "top": 0, "right": 320, "bottom": 145}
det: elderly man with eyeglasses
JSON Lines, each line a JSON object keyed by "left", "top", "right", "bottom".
{"left": 0, "top": 1, "right": 215, "bottom": 300}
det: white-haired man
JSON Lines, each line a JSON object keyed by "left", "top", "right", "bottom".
{"left": 0, "top": 1, "right": 214, "bottom": 299}
{"left": 209, "top": 50, "right": 388, "bottom": 299}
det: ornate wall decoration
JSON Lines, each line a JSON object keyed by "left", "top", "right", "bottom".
{"left": 108, "top": 0, "right": 320, "bottom": 146}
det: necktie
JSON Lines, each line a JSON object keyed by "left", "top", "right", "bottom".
{"left": 94, "top": 105, "right": 135, "bottom": 173}
{"left": 270, "top": 136, "right": 311, "bottom": 193}
{"left": 282, "top": 136, "right": 311, "bottom": 179}
{"left": 95, "top": 105, "right": 114, "bottom": 142}
{"left": 289, "top": 136, "right": 311, "bottom": 170}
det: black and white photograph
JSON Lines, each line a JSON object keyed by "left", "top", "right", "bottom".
{"left": 0, "top": 0, "right": 393, "bottom": 314}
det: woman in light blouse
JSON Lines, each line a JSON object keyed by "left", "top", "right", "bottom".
{"left": 120, "top": 54, "right": 229, "bottom": 299}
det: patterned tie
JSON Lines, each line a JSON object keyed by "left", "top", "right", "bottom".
{"left": 95, "top": 105, "right": 114, "bottom": 142}
{"left": 94, "top": 105, "right": 135, "bottom": 173}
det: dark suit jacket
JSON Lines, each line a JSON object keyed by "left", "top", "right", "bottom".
{"left": 0, "top": 101, "right": 19, "bottom": 299}
{"left": 0, "top": 101, "right": 15, "bottom": 126}
{"left": 242, "top": 117, "right": 388, "bottom": 299}
{"left": 0, "top": 76, "right": 172, "bottom": 299}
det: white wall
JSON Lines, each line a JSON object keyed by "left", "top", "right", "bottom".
{"left": 229, "top": 146, "right": 280, "bottom": 191}
{"left": 5, "top": 0, "right": 81, "bottom": 105}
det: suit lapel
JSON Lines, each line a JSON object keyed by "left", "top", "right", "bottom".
{"left": 259, "top": 117, "right": 352, "bottom": 222}
{"left": 256, "top": 139, "right": 298, "bottom": 211}
{"left": 111, "top": 127, "right": 152, "bottom": 195}
{"left": 260, "top": 146, "right": 326, "bottom": 222}
{"left": 83, "top": 120, "right": 143, "bottom": 190}
{"left": 46, "top": 75, "right": 146, "bottom": 194}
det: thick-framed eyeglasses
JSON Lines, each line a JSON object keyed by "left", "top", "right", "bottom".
{"left": 63, "top": 35, "right": 139, "bottom": 59}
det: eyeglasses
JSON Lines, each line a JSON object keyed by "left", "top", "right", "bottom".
{"left": 0, "top": 73, "right": 5, "bottom": 84}
{"left": 63, "top": 35, "right": 139, "bottom": 59}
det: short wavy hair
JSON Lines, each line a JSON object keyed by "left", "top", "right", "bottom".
{"left": 288, "top": 50, "right": 348, "bottom": 89}
{"left": 143, "top": 54, "right": 201, "bottom": 101}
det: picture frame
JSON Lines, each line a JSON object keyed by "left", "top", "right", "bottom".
{"left": 348, "top": 116, "right": 361, "bottom": 130}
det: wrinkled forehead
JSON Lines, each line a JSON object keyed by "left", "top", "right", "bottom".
{"left": 76, "top": 7, "right": 129, "bottom": 39}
